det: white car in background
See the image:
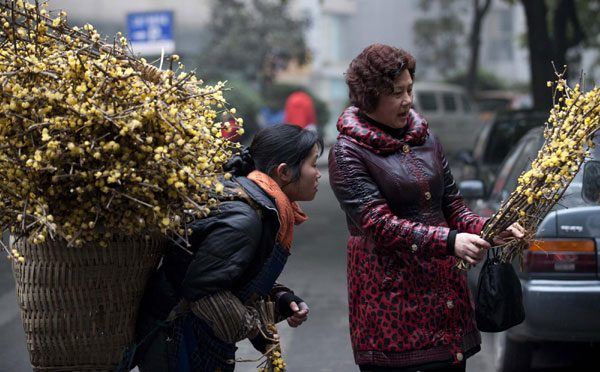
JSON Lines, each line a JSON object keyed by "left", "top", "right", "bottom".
{"left": 412, "top": 82, "right": 484, "bottom": 158}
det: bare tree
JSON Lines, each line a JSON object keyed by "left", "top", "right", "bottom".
{"left": 200, "top": 0, "right": 310, "bottom": 94}
{"left": 465, "top": 0, "right": 493, "bottom": 96}
{"left": 413, "top": 0, "right": 465, "bottom": 79}
{"left": 414, "top": 0, "right": 493, "bottom": 95}
{"left": 521, "top": 0, "right": 585, "bottom": 110}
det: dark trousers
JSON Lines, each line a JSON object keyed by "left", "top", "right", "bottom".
{"left": 359, "top": 361, "right": 466, "bottom": 372}
{"left": 135, "top": 311, "right": 172, "bottom": 372}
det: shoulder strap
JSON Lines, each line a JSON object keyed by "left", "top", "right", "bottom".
{"left": 219, "top": 184, "right": 264, "bottom": 220}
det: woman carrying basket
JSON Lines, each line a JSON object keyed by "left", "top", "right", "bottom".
{"left": 134, "top": 123, "right": 323, "bottom": 371}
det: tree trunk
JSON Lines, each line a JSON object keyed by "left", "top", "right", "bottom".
{"left": 466, "top": 0, "right": 492, "bottom": 97}
{"left": 522, "top": 0, "right": 554, "bottom": 111}
{"left": 522, "top": 0, "right": 585, "bottom": 111}
{"left": 553, "top": 0, "right": 585, "bottom": 79}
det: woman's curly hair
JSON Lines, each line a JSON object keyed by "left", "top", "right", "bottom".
{"left": 345, "top": 44, "right": 416, "bottom": 113}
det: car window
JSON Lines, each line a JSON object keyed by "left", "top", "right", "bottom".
{"left": 491, "top": 131, "right": 599, "bottom": 209}
{"left": 442, "top": 93, "right": 457, "bottom": 112}
{"left": 472, "top": 121, "right": 493, "bottom": 162}
{"left": 490, "top": 132, "right": 544, "bottom": 202}
{"left": 477, "top": 98, "right": 511, "bottom": 112}
{"left": 417, "top": 92, "right": 437, "bottom": 111}
{"left": 489, "top": 140, "right": 526, "bottom": 201}
{"left": 582, "top": 161, "right": 600, "bottom": 205}
{"left": 559, "top": 138, "right": 600, "bottom": 208}
{"left": 590, "top": 138, "right": 600, "bottom": 159}
{"left": 460, "top": 94, "right": 472, "bottom": 112}
{"left": 482, "top": 112, "right": 545, "bottom": 166}
{"left": 560, "top": 174, "right": 585, "bottom": 209}
{"left": 502, "top": 135, "right": 544, "bottom": 195}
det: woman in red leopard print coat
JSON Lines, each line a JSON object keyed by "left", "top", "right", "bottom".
{"left": 328, "top": 44, "right": 522, "bottom": 372}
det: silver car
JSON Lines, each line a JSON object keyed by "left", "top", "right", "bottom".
{"left": 460, "top": 127, "right": 600, "bottom": 371}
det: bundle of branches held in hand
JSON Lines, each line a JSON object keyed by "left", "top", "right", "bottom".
{"left": 457, "top": 67, "right": 600, "bottom": 270}
{"left": 255, "top": 299, "right": 286, "bottom": 372}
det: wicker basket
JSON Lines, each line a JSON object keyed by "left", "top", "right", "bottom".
{"left": 11, "top": 234, "right": 164, "bottom": 371}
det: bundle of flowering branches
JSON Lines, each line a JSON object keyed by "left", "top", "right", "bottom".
{"left": 0, "top": 0, "right": 244, "bottom": 259}
{"left": 457, "top": 67, "right": 600, "bottom": 270}
{"left": 255, "top": 299, "right": 287, "bottom": 372}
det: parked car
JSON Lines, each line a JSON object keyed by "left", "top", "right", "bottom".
{"left": 473, "top": 89, "right": 533, "bottom": 124}
{"left": 456, "top": 109, "right": 547, "bottom": 188}
{"left": 412, "top": 82, "right": 483, "bottom": 157}
{"left": 460, "top": 127, "right": 600, "bottom": 371}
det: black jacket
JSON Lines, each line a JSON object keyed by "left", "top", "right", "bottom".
{"left": 141, "top": 175, "right": 281, "bottom": 320}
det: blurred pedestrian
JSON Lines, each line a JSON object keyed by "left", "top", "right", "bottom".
{"left": 133, "top": 124, "right": 323, "bottom": 372}
{"left": 259, "top": 106, "right": 284, "bottom": 128}
{"left": 283, "top": 90, "right": 317, "bottom": 132}
{"left": 328, "top": 44, "right": 522, "bottom": 372}
{"left": 221, "top": 115, "right": 242, "bottom": 143}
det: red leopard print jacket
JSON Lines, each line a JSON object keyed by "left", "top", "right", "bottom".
{"left": 328, "top": 106, "right": 487, "bottom": 369}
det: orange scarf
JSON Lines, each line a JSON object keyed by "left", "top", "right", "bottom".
{"left": 247, "top": 170, "right": 307, "bottom": 252}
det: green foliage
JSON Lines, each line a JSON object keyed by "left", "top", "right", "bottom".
{"left": 446, "top": 69, "right": 509, "bottom": 91}
{"left": 413, "top": 1, "right": 465, "bottom": 78}
{"left": 446, "top": 68, "right": 533, "bottom": 96}
{"left": 200, "top": 0, "right": 310, "bottom": 92}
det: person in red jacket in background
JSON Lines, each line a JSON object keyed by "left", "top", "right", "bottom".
{"left": 283, "top": 90, "right": 317, "bottom": 132}
{"left": 221, "top": 116, "right": 242, "bottom": 143}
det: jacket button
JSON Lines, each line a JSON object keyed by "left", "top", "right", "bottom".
{"left": 402, "top": 144, "right": 410, "bottom": 153}
{"left": 456, "top": 353, "right": 464, "bottom": 361}
{"left": 446, "top": 300, "right": 454, "bottom": 309}
{"left": 424, "top": 192, "right": 431, "bottom": 200}
{"left": 411, "top": 244, "right": 418, "bottom": 252}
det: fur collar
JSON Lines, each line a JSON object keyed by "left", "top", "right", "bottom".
{"left": 336, "top": 106, "right": 429, "bottom": 155}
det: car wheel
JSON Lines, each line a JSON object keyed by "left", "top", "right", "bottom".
{"left": 493, "top": 331, "right": 532, "bottom": 372}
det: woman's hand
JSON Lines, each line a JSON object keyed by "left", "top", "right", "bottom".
{"left": 249, "top": 323, "right": 279, "bottom": 353}
{"left": 454, "top": 233, "right": 489, "bottom": 265}
{"left": 492, "top": 222, "right": 525, "bottom": 246}
{"left": 286, "top": 300, "right": 309, "bottom": 328}
{"left": 278, "top": 293, "right": 310, "bottom": 328}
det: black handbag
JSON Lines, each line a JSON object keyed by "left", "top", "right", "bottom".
{"left": 475, "top": 248, "right": 526, "bottom": 332}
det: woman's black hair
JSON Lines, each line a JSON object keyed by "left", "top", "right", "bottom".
{"left": 225, "top": 124, "right": 323, "bottom": 179}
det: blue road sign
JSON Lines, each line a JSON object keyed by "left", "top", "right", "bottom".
{"left": 127, "top": 10, "right": 175, "bottom": 55}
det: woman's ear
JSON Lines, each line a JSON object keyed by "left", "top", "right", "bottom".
{"left": 273, "top": 163, "right": 292, "bottom": 184}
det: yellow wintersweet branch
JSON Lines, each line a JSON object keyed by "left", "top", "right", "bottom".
{"left": 457, "top": 66, "right": 600, "bottom": 270}
{"left": 255, "top": 299, "right": 286, "bottom": 372}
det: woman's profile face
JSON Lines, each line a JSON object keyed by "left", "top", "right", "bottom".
{"left": 366, "top": 69, "right": 413, "bottom": 129}
{"left": 283, "top": 144, "right": 321, "bottom": 202}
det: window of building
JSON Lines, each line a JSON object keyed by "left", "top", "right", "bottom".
{"left": 326, "top": 14, "right": 350, "bottom": 64}
{"left": 485, "top": 8, "right": 514, "bottom": 62}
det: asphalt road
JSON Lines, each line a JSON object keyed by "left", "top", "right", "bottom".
{"left": 0, "top": 252, "right": 29, "bottom": 372}
{"left": 0, "top": 161, "right": 593, "bottom": 371}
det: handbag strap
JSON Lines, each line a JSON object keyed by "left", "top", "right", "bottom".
{"left": 486, "top": 245, "right": 501, "bottom": 262}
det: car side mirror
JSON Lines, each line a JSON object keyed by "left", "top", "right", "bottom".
{"left": 582, "top": 161, "right": 600, "bottom": 204}
{"left": 455, "top": 150, "right": 475, "bottom": 165}
{"left": 459, "top": 179, "right": 485, "bottom": 199}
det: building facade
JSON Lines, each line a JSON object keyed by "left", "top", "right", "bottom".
{"left": 42, "top": 0, "right": 598, "bottom": 143}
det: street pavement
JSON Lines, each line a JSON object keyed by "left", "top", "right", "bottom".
{"left": 0, "top": 254, "right": 29, "bottom": 371}
{"left": 0, "top": 155, "right": 581, "bottom": 372}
